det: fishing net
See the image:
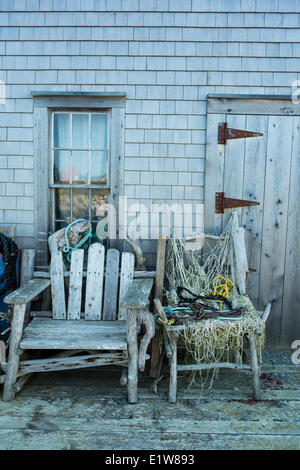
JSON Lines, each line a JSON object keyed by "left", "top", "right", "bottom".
{"left": 164, "top": 215, "right": 265, "bottom": 388}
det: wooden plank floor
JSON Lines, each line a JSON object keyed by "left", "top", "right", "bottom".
{"left": 0, "top": 350, "right": 299, "bottom": 450}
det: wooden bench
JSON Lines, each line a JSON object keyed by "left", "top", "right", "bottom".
{"left": 2, "top": 243, "right": 153, "bottom": 402}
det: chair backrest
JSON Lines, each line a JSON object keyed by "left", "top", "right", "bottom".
{"left": 50, "top": 243, "right": 135, "bottom": 321}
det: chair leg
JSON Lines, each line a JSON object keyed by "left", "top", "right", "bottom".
{"left": 3, "top": 304, "right": 26, "bottom": 402}
{"left": 248, "top": 334, "right": 262, "bottom": 401}
{"left": 169, "top": 331, "right": 178, "bottom": 403}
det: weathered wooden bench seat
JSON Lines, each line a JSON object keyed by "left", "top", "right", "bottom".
{"left": 20, "top": 318, "right": 128, "bottom": 351}
{"left": 2, "top": 242, "right": 154, "bottom": 403}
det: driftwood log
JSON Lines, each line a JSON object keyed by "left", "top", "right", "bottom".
{"left": 125, "top": 234, "right": 146, "bottom": 271}
{"left": 48, "top": 220, "right": 91, "bottom": 257}
{"left": 137, "top": 309, "right": 155, "bottom": 372}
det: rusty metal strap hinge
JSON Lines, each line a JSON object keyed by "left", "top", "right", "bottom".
{"left": 218, "top": 122, "right": 263, "bottom": 145}
{"left": 215, "top": 192, "right": 260, "bottom": 214}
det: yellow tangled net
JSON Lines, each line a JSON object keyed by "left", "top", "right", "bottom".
{"left": 165, "top": 216, "right": 265, "bottom": 388}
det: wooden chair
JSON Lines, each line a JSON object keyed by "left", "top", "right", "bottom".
{"left": 2, "top": 243, "right": 153, "bottom": 402}
{"left": 153, "top": 222, "right": 272, "bottom": 403}
{"left": 154, "top": 299, "right": 271, "bottom": 402}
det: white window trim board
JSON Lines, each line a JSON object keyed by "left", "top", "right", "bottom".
{"left": 33, "top": 93, "right": 126, "bottom": 267}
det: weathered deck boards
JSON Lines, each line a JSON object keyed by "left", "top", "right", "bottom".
{"left": 0, "top": 351, "right": 299, "bottom": 450}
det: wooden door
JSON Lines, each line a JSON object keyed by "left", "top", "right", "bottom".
{"left": 205, "top": 96, "right": 300, "bottom": 347}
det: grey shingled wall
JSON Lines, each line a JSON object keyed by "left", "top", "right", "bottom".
{"left": 0, "top": 0, "right": 299, "bottom": 263}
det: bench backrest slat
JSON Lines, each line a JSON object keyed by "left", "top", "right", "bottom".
{"left": 51, "top": 251, "right": 66, "bottom": 319}
{"left": 84, "top": 243, "right": 105, "bottom": 320}
{"left": 102, "top": 248, "right": 120, "bottom": 321}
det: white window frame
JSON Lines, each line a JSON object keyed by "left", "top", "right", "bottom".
{"left": 32, "top": 92, "right": 126, "bottom": 267}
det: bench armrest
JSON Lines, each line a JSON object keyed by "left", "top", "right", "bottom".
{"left": 120, "top": 278, "right": 153, "bottom": 311}
{"left": 4, "top": 278, "right": 51, "bottom": 305}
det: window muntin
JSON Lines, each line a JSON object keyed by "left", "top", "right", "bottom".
{"left": 51, "top": 111, "right": 110, "bottom": 231}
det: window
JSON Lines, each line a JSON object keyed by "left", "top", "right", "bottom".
{"left": 32, "top": 92, "right": 125, "bottom": 266}
{"left": 51, "top": 111, "right": 109, "bottom": 232}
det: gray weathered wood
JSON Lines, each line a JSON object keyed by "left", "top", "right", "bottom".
{"left": 137, "top": 309, "right": 155, "bottom": 372}
{"left": 177, "top": 363, "right": 251, "bottom": 371}
{"left": 14, "top": 374, "right": 33, "bottom": 394}
{"left": 85, "top": 243, "right": 105, "bottom": 320}
{"left": 232, "top": 224, "right": 248, "bottom": 294}
{"left": 205, "top": 105, "right": 299, "bottom": 347}
{"left": 18, "top": 353, "right": 127, "bottom": 376}
{"left": 20, "top": 249, "right": 35, "bottom": 287}
{"left": 33, "top": 105, "right": 49, "bottom": 267}
{"left": 50, "top": 251, "right": 66, "bottom": 319}
{"left": 48, "top": 221, "right": 91, "bottom": 257}
{"left": 153, "top": 297, "right": 172, "bottom": 358}
{"left": 120, "top": 278, "right": 153, "bottom": 310}
{"left": 4, "top": 278, "right": 50, "bottom": 305}
{"left": 67, "top": 249, "right": 84, "bottom": 320}
{"left": 207, "top": 96, "right": 300, "bottom": 116}
{"left": 259, "top": 116, "right": 293, "bottom": 345}
{"left": 118, "top": 252, "right": 135, "bottom": 320}
{"left": 248, "top": 334, "right": 262, "bottom": 400}
{"left": 223, "top": 114, "right": 246, "bottom": 229}
{"left": 241, "top": 114, "right": 269, "bottom": 306}
{"left": 0, "top": 340, "right": 6, "bottom": 364}
{"left": 281, "top": 115, "right": 300, "bottom": 344}
{"left": 169, "top": 330, "right": 179, "bottom": 403}
{"left": 34, "top": 270, "right": 156, "bottom": 279}
{"left": 261, "top": 302, "right": 272, "bottom": 323}
{"left": 4, "top": 241, "right": 153, "bottom": 403}
{"left": 103, "top": 249, "right": 120, "bottom": 321}
{"left": 0, "top": 225, "right": 15, "bottom": 239}
{"left": 3, "top": 303, "right": 27, "bottom": 401}
{"left": 20, "top": 318, "right": 127, "bottom": 350}
{"left": 154, "top": 234, "right": 166, "bottom": 301}
{"left": 20, "top": 249, "right": 36, "bottom": 326}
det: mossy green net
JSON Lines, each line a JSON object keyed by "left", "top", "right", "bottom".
{"left": 165, "top": 216, "right": 265, "bottom": 388}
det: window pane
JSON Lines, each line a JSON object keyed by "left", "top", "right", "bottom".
{"left": 54, "top": 114, "right": 70, "bottom": 148}
{"left": 90, "top": 151, "right": 108, "bottom": 184}
{"left": 55, "top": 188, "right": 71, "bottom": 221}
{"left": 72, "top": 114, "right": 89, "bottom": 149}
{"left": 72, "top": 188, "right": 89, "bottom": 220}
{"left": 91, "top": 114, "right": 107, "bottom": 149}
{"left": 54, "top": 150, "right": 71, "bottom": 183}
{"left": 91, "top": 190, "right": 108, "bottom": 220}
{"left": 71, "top": 151, "right": 88, "bottom": 184}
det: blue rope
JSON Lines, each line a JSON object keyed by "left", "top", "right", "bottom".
{"left": 62, "top": 219, "right": 93, "bottom": 262}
